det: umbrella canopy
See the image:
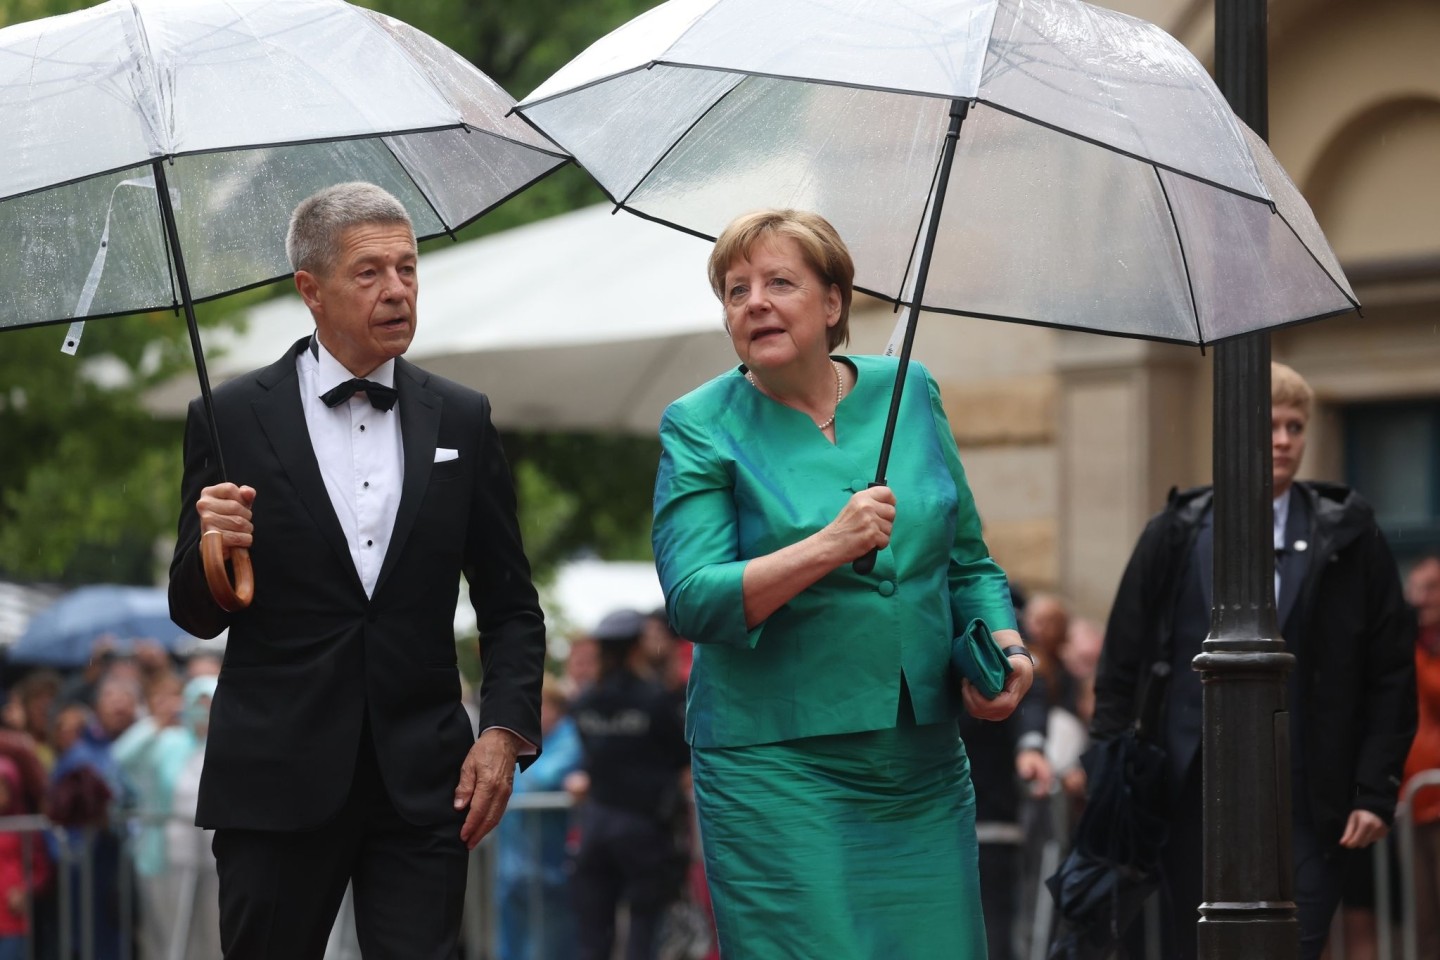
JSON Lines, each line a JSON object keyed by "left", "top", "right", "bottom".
{"left": 11, "top": 585, "right": 198, "bottom": 667}
{"left": 0, "top": 0, "right": 566, "bottom": 336}
{"left": 515, "top": 0, "right": 1356, "bottom": 346}
{"left": 0, "top": 0, "right": 568, "bottom": 609}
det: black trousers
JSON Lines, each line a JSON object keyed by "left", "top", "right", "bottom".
{"left": 212, "top": 723, "right": 469, "bottom": 960}
{"left": 571, "top": 802, "right": 684, "bottom": 960}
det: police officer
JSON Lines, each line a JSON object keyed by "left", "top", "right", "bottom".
{"left": 568, "top": 608, "right": 691, "bottom": 960}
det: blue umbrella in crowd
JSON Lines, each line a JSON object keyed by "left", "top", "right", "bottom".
{"left": 11, "top": 585, "right": 198, "bottom": 667}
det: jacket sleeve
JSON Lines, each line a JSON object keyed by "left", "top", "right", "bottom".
{"left": 464, "top": 393, "right": 547, "bottom": 761}
{"left": 921, "top": 368, "right": 1017, "bottom": 634}
{"left": 1092, "top": 514, "right": 1166, "bottom": 741}
{"left": 167, "top": 398, "right": 231, "bottom": 640}
{"left": 652, "top": 401, "right": 763, "bottom": 649}
{"left": 1351, "top": 527, "right": 1418, "bottom": 824}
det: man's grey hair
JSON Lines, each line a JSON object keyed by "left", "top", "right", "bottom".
{"left": 285, "top": 182, "right": 414, "bottom": 276}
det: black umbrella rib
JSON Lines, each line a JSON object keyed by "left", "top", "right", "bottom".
{"left": 0, "top": 125, "right": 472, "bottom": 206}
{"left": 607, "top": 205, "right": 721, "bottom": 245}
{"left": 647, "top": 60, "right": 972, "bottom": 105}
{"left": 512, "top": 63, "right": 658, "bottom": 114}
{"left": 377, "top": 135, "right": 455, "bottom": 240}
{"left": 613, "top": 71, "right": 747, "bottom": 210}
{"left": 1152, "top": 166, "right": 1206, "bottom": 348}
{"left": 1272, "top": 210, "right": 1362, "bottom": 312}
{"left": 158, "top": 123, "right": 469, "bottom": 161}
{"left": 0, "top": 158, "right": 158, "bottom": 206}
{"left": 880, "top": 298, "right": 1361, "bottom": 348}
{"left": 430, "top": 149, "right": 570, "bottom": 237}
{"left": 893, "top": 110, "right": 954, "bottom": 323}
{"left": 979, "top": 99, "right": 1271, "bottom": 206}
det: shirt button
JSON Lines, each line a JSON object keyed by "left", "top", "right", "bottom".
{"left": 878, "top": 580, "right": 895, "bottom": 597}
{"left": 363, "top": 481, "right": 369, "bottom": 489}
{"left": 359, "top": 425, "right": 366, "bottom": 433}
{"left": 366, "top": 539, "right": 373, "bottom": 547}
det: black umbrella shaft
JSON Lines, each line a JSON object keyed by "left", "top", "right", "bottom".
{"left": 152, "top": 160, "right": 228, "bottom": 481}
{"left": 871, "top": 98, "right": 969, "bottom": 486}
{"left": 854, "top": 99, "right": 969, "bottom": 576}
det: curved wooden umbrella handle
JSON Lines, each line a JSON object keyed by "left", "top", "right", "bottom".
{"left": 201, "top": 533, "right": 254, "bottom": 612}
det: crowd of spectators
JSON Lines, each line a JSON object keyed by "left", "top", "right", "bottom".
{"left": 0, "top": 637, "right": 220, "bottom": 960}
{"left": 3, "top": 552, "right": 1437, "bottom": 960}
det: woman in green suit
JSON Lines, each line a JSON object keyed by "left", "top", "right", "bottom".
{"left": 652, "top": 209, "right": 1034, "bottom": 958}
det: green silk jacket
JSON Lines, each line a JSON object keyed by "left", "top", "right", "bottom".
{"left": 652, "top": 355, "right": 1017, "bottom": 749}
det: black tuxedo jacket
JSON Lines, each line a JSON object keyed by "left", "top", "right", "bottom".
{"left": 168, "top": 338, "right": 545, "bottom": 831}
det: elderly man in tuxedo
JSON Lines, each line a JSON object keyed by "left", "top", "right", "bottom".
{"left": 168, "top": 182, "right": 546, "bottom": 960}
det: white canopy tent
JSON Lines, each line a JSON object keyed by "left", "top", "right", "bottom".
{"left": 147, "top": 203, "right": 739, "bottom": 434}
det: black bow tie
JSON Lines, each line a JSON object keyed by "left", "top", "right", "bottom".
{"left": 321, "top": 378, "right": 397, "bottom": 411}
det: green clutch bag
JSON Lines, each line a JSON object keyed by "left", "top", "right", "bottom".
{"left": 950, "top": 618, "right": 1013, "bottom": 700}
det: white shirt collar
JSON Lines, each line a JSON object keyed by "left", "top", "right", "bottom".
{"left": 1273, "top": 487, "right": 1292, "bottom": 550}
{"left": 306, "top": 335, "right": 396, "bottom": 398}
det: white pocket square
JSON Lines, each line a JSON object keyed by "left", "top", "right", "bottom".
{"left": 434, "top": 447, "right": 459, "bottom": 463}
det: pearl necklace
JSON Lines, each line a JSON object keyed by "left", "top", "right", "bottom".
{"left": 746, "top": 359, "right": 844, "bottom": 431}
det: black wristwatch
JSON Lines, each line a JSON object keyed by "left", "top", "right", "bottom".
{"left": 1002, "top": 644, "right": 1035, "bottom": 666}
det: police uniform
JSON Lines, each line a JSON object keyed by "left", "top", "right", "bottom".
{"left": 570, "top": 610, "right": 691, "bottom": 960}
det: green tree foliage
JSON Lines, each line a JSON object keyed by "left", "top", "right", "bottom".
{"left": 0, "top": 0, "right": 667, "bottom": 585}
{"left": 0, "top": 296, "right": 266, "bottom": 582}
{"left": 504, "top": 432, "right": 661, "bottom": 573}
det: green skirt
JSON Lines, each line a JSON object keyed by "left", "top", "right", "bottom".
{"left": 691, "top": 722, "right": 985, "bottom": 959}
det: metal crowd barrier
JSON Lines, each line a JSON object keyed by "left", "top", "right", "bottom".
{"left": 0, "top": 798, "right": 580, "bottom": 960}
{"left": 11, "top": 770, "right": 1438, "bottom": 960}
{"left": 462, "top": 790, "right": 573, "bottom": 960}
{"left": 1395, "top": 769, "right": 1440, "bottom": 960}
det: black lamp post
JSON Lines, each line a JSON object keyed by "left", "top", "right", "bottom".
{"left": 1197, "top": 0, "right": 1300, "bottom": 955}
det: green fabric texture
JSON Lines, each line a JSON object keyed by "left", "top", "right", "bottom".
{"left": 691, "top": 723, "right": 987, "bottom": 959}
{"left": 652, "top": 355, "right": 1017, "bottom": 748}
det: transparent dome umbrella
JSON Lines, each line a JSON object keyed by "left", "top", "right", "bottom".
{"left": 514, "top": 0, "right": 1359, "bottom": 571}
{"left": 0, "top": 0, "right": 568, "bottom": 608}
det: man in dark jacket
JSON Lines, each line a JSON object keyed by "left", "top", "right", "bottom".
{"left": 1091, "top": 362, "right": 1416, "bottom": 960}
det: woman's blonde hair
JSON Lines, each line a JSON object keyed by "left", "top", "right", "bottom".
{"left": 1271, "top": 361, "right": 1314, "bottom": 418}
{"left": 708, "top": 209, "right": 855, "bottom": 351}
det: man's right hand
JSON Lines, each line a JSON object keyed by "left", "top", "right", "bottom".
{"left": 197, "top": 483, "right": 257, "bottom": 557}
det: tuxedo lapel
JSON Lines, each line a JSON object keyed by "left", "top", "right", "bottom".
{"left": 252, "top": 339, "right": 363, "bottom": 595}
{"left": 374, "top": 359, "right": 442, "bottom": 598}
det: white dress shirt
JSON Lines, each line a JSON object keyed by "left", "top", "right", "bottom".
{"left": 298, "top": 341, "right": 403, "bottom": 598}
{"left": 297, "top": 339, "right": 536, "bottom": 754}
{"left": 1273, "top": 487, "right": 1292, "bottom": 601}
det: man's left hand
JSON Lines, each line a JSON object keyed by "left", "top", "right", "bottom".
{"left": 1338, "top": 809, "right": 1388, "bottom": 849}
{"left": 454, "top": 728, "right": 522, "bottom": 850}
